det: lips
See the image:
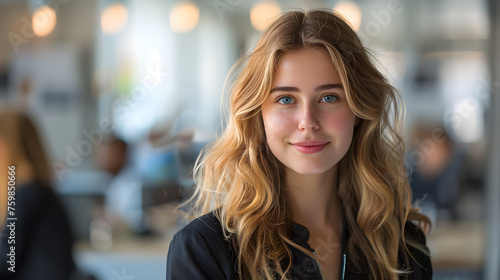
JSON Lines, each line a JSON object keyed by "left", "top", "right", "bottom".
{"left": 291, "top": 141, "right": 329, "bottom": 154}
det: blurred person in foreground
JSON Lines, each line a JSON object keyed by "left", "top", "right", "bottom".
{"left": 0, "top": 110, "right": 88, "bottom": 280}
{"left": 166, "top": 9, "right": 431, "bottom": 280}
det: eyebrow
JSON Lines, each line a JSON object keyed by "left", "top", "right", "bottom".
{"left": 269, "top": 83, "right": 343, "bottom": 94}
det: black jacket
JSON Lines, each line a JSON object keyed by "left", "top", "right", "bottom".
{"left": 166, "top": 211, "right": 432, "bottom": 279}
{"left": 0, "top": 182, "right": 76, "bottom": 280}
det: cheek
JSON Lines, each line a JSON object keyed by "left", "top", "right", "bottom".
{"left": 324, "top": 109, "right": 356, "bottom": 136}
{"left": 263, "top": 110, "right": 294, "bottom": 136}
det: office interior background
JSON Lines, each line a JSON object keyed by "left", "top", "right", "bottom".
{"left": 0, "top": 0, "right": 499, "bottom": 279}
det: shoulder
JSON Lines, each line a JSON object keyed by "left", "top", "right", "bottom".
{"left": 14, "top": 181, "right": 73, "bottom": 233}
{"left": 166, "top": 211, "right": 237, "bottom": 279}
{"left": 17, "top": 182, "right": 69, "bottom": 217}
{"left": 17, "top": 181, "right": 53, "bottom": 198}
{"left": 182, "top": 211, "right": 226, "bottom": 235}
{"left": 402, "top": 221, "right": 433, "bottom": 279}
{"left": 404, "top": 221, "right": 427, "bottom": 244}
{"left": 14, "top": 182, "right": 60, "bottom": 216}
{"left": 16, "top": 181, "right": 63, "bottom": 209}
{"left": 172, "top": 211, "right": 230, "bottom": 248}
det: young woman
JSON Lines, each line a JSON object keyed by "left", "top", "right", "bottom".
{"left": 166, "top": 9, "right": 432, "bottom": 280}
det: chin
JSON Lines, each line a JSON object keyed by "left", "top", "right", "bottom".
{"left": 288, "top": 165, "right": 333, "bottom": 175}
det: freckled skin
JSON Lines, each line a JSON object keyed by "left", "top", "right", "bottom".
{"left": 261, "top": 48, "right": 357, "bottom": 175}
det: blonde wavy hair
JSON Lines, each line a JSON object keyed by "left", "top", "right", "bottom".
{"left": 0, "top": 110, "right": 52, "bottom": 226}
{"left": 189, "top": 9, "right": 430, "bottom": 280}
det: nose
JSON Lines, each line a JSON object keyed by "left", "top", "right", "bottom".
{"left": 297, "top": 104, "right": 320, "bottom": 131}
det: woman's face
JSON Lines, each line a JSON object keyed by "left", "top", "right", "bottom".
{"left": 261, "top": 47, "right": 357, "bottom": 175}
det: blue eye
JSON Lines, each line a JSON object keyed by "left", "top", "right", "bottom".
{"left": 278, "top": 96, "right": 294, "bottom": 104}
{"left": 321, "top": 95, "right": 338, "bottom": 103}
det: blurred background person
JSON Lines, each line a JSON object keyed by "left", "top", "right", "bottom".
{"left": 0, "top": 109, "right": 93, "bottom": 280}
{"left": 94, "top": 136, "right": 128, "bottom": 177}
{"left": 95, "top": 135, "right": 150, "bottom": 235}
{"left": 407, "top": 123, "right": 465, "bottom": 223}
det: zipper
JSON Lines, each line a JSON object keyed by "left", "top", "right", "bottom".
{"left": 312, "top": 250, "right": 325, "bottom": 280}
{"left": 312, "top": 250, "right": 346, "bottom": 280}
{"left": 311, "top": 208, "right": 347, "bottom": 280}
{"left": 341, "top": 252, "right": 346, "bottom": 280}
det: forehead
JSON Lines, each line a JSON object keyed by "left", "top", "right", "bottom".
{"left": 272, "top": 48, "right": 341, "bottom": 87}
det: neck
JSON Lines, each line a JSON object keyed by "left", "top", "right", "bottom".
{"left": 285, "top": 165, "right": 343, "bottom": 233}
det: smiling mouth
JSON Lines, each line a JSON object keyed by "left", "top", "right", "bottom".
{"left": 291, "top": 141, "right": 330, "bottom": 154}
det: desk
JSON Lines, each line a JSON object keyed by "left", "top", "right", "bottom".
{"left": 427, "top": 221, "right": 485, "bottom": 270}
{"left": 74, "top": 228, "right": 177, "bottom": 280}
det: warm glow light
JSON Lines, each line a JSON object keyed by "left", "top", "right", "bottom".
{"left": 334, "top": 1, "right": 362, "bottom": 31}
{"left": 169, "top": 2, "right": 200, "bottom": 34}
{"left": 250, "top": 1, "right": 281, "bottom": 31}
{"left": 32, "top": 5, "right": 57, "bottom": 37}
{"left": 101, "top": 2, "right": 129, "bottom": 35}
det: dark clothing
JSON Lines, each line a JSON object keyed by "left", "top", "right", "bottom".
{"left": 166, "top": 211, "right": 432, "bottom": 279}
{"left": 0, "top": 182, "right": 76, "bottom": 280}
